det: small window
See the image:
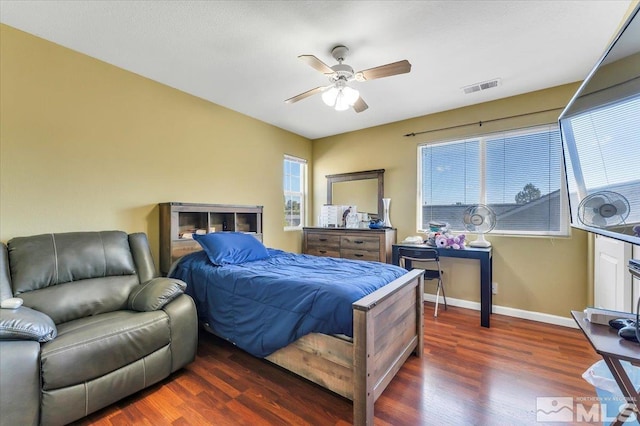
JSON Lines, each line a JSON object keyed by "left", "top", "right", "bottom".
{"left": 284, "top": 155, "right": 307, "bottom": 230}
{"left": 418, "top": 125, "right": 570, "bottom": 237}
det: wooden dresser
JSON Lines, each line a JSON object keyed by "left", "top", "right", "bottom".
{"left": 302, "top": 227, "right": 396, "bottom": 263}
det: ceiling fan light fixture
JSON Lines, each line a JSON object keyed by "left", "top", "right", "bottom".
{"left": 341, "top": 85, "right": 360, "bottom": 105}
{"left": 321, "top": 87, "right": 339, "bottom": 107}
{"left": 334, "top": 97, "right": 351, "bottom": 111}
{"left": 288, "top": 45, "right": 409, "bottom": 113}
{"left": 322, "top": 84, "right": 359, "bottom": 111}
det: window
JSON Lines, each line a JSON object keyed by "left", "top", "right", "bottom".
{"left": 283, "top": 155, "right": 307, "bottom": 229}
{"left": 562, "top": 95, "right": 640, "bottom": 229}
{"left": 418, "top": 125, "right": 569, "bottom": 236}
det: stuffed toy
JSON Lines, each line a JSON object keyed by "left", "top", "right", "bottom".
{"left": 427, "top": 231, "right": 466, "bottom": 249}
{"left": 425, "top": 231, "right": 439, "bottom": 247}
{"left": 435, "top": 234, "right": 448, "bottom": 248}
{"left": 451, "top": 234, "right": 466, "bottom": 249}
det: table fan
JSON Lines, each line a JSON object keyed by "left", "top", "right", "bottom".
{"left": 577, "top": 191, "right": 630, "bottom": 228}
{"left": 463, "top": 204, "right": 497, "bottom": 248}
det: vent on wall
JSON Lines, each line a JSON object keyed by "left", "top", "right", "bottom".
{"left": 462, "top": 78, "right": 502, "bottom": 94}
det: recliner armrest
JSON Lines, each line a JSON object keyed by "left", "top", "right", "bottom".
{"left": 127, "top": 277, "right": 186, "bottom": 312}
{"left": 0, "top": 306, "right": 57, "bottom": 342}
{"left": 0, "top": 340, "right": 40, "bottom": 426}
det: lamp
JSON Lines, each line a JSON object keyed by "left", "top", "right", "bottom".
{"left": 322, "top": 80, "right": 359, "bottom": 111}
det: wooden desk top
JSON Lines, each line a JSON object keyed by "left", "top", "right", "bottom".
{"left": 571, "top": 311, "right": 640, "bottom": 365}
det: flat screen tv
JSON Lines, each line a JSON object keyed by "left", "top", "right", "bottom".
{"left": 559, "top": 3, "right": 640, "bottom": 246}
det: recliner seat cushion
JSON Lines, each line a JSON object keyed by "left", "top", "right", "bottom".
{"left": 40, "top": 310, "right": 170, "bottom": 390}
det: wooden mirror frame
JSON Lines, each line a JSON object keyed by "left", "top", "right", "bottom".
{"left": 326, "top": 169, "right": 385, "bottom": 219}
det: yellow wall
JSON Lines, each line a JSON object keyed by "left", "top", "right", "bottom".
{"left": 0, "top": 25, "right": 312, "bottom": 261}
{"left": 313, "top": 85, "right": 590, "bottom": 318}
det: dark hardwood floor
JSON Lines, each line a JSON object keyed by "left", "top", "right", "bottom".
{"left": 74, "top": 304, "right": 603, "bottom": 425}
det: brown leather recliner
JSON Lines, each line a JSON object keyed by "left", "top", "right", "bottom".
{"left": 0, "top": 231, "right": 198, "bottom": 426}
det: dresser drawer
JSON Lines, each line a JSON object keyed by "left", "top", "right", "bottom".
{"left": 306, "top": 233, "right": 341, "bottom": 248}
{"left": 302, "top": 227, "right": 396, "bottom": 264}
{"left": 305, "top": 232, "right": 340, "bottom": 258}
{"left": 340, "top": 235, "right": 380, "bottom": 251}
{"left": 340, "top": 249, "right": 380, "bottom": 262}
{"left": 306, "top": 247, "right": 341, "bottom": 258}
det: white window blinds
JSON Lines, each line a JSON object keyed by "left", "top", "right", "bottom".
{"left": 563, "top": 95, "right": 640, "bottom": 227}
{"left": 418, "top": 125, "right": 569, "bottom": 236}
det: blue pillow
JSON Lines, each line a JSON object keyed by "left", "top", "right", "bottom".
{"left": 193, "top": 232, "right": 269, "bottom": 265}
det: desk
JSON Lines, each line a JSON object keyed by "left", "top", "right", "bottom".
{"left": 392, "top": 244, "right": 493, "bottom": 328}
{"left": 571, "top": 311, "right": 639, "bottom": 425}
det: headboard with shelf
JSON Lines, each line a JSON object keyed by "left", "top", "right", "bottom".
{"left": 159, "top": 202, "right": 263, "bottom": 275}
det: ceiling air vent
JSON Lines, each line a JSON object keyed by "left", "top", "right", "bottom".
{"left": 462, "top": 78, "right": 502, "bottom": 94}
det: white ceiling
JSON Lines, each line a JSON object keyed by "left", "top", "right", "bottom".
{"left": 0, "top": 0, "right": 633, "bottom": 139}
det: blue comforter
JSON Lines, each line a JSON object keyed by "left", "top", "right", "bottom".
{"left": 170, "top": 249, "right": 406, "bottom": 357}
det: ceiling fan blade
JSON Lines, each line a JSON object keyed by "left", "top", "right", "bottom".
{"left": 285, "top": 86, "right": 327, "bottom": 104}
{"left": 298, "top": 55, "right": 335, "bottom": 75}
{"left": 355, "top": 60, "right": 412, "bottom": 81}
{"left": 353, "top": 96, "right": 368, "bottom": 113}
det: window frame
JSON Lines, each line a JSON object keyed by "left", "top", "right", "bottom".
{"left": 417, "top": 124, "right": 570, "bottom": 237}
{"left": 283, "top": 155, "right": 307, "bottom": 231}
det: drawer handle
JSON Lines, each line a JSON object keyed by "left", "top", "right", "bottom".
{"left": 319, "top": 238, "right": 328, "bottom": 242}
{"left": 354, "top": 254, "right": 364, "bottom": 257}
{"left": 354, "top": 240, "right": 364, "bottom": 244}
{"left": 319, "top": 250, "right": 327, "bottom": 254}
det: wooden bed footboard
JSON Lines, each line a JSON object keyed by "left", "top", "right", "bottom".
{"left": 266, "top": 269, "right": 425, "bottom": 425}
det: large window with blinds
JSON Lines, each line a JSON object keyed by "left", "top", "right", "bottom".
{"left": 418, "top": 125, "right": 570, "bottom": 236}
{"left": 283, "top": 155, "right": 307, "bottom": 230}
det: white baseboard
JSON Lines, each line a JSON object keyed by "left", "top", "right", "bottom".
{"left": 423, "top": 294, "right": 578, "bottom": 329}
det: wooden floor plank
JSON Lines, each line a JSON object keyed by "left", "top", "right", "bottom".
{"left": 72, "top": 303, "right": 602, "bottom": 425}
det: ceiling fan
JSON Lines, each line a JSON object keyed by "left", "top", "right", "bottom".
{"left": 285, "top": 45, "right": 411, "bottom": 113}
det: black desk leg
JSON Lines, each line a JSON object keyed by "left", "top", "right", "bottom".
{"left": 480, "top": 255, "right": 492, "bottom": 328}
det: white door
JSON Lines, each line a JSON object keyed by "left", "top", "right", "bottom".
{"left": 594, "top": 234, "right": 632, "bottom": 311}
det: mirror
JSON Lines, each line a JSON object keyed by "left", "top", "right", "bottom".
{"left": 332, "top": 180, "right": 379, "bottom": 214}
{"left": 327, "top": 169, "right": 385, "bottom": 219}
{"left": 559, "top": 4, "right": 640, "bottom": 246}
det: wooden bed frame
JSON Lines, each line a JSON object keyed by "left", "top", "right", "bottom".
{"left": 168, "top": 242, "right": 424, "bottom": 425}
{"left": 262, "top": 269, "right": 424, "bottom": 425}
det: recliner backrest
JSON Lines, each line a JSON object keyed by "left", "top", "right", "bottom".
{"left": 0, "top": 244, "right": 13, "bottom": 302}
{"left": 6, "top": 231, "right": 143, "bottom": 324}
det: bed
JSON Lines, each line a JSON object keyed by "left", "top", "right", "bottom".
{"left": 167, "top": 232, "right": 424, "bottom": 425}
